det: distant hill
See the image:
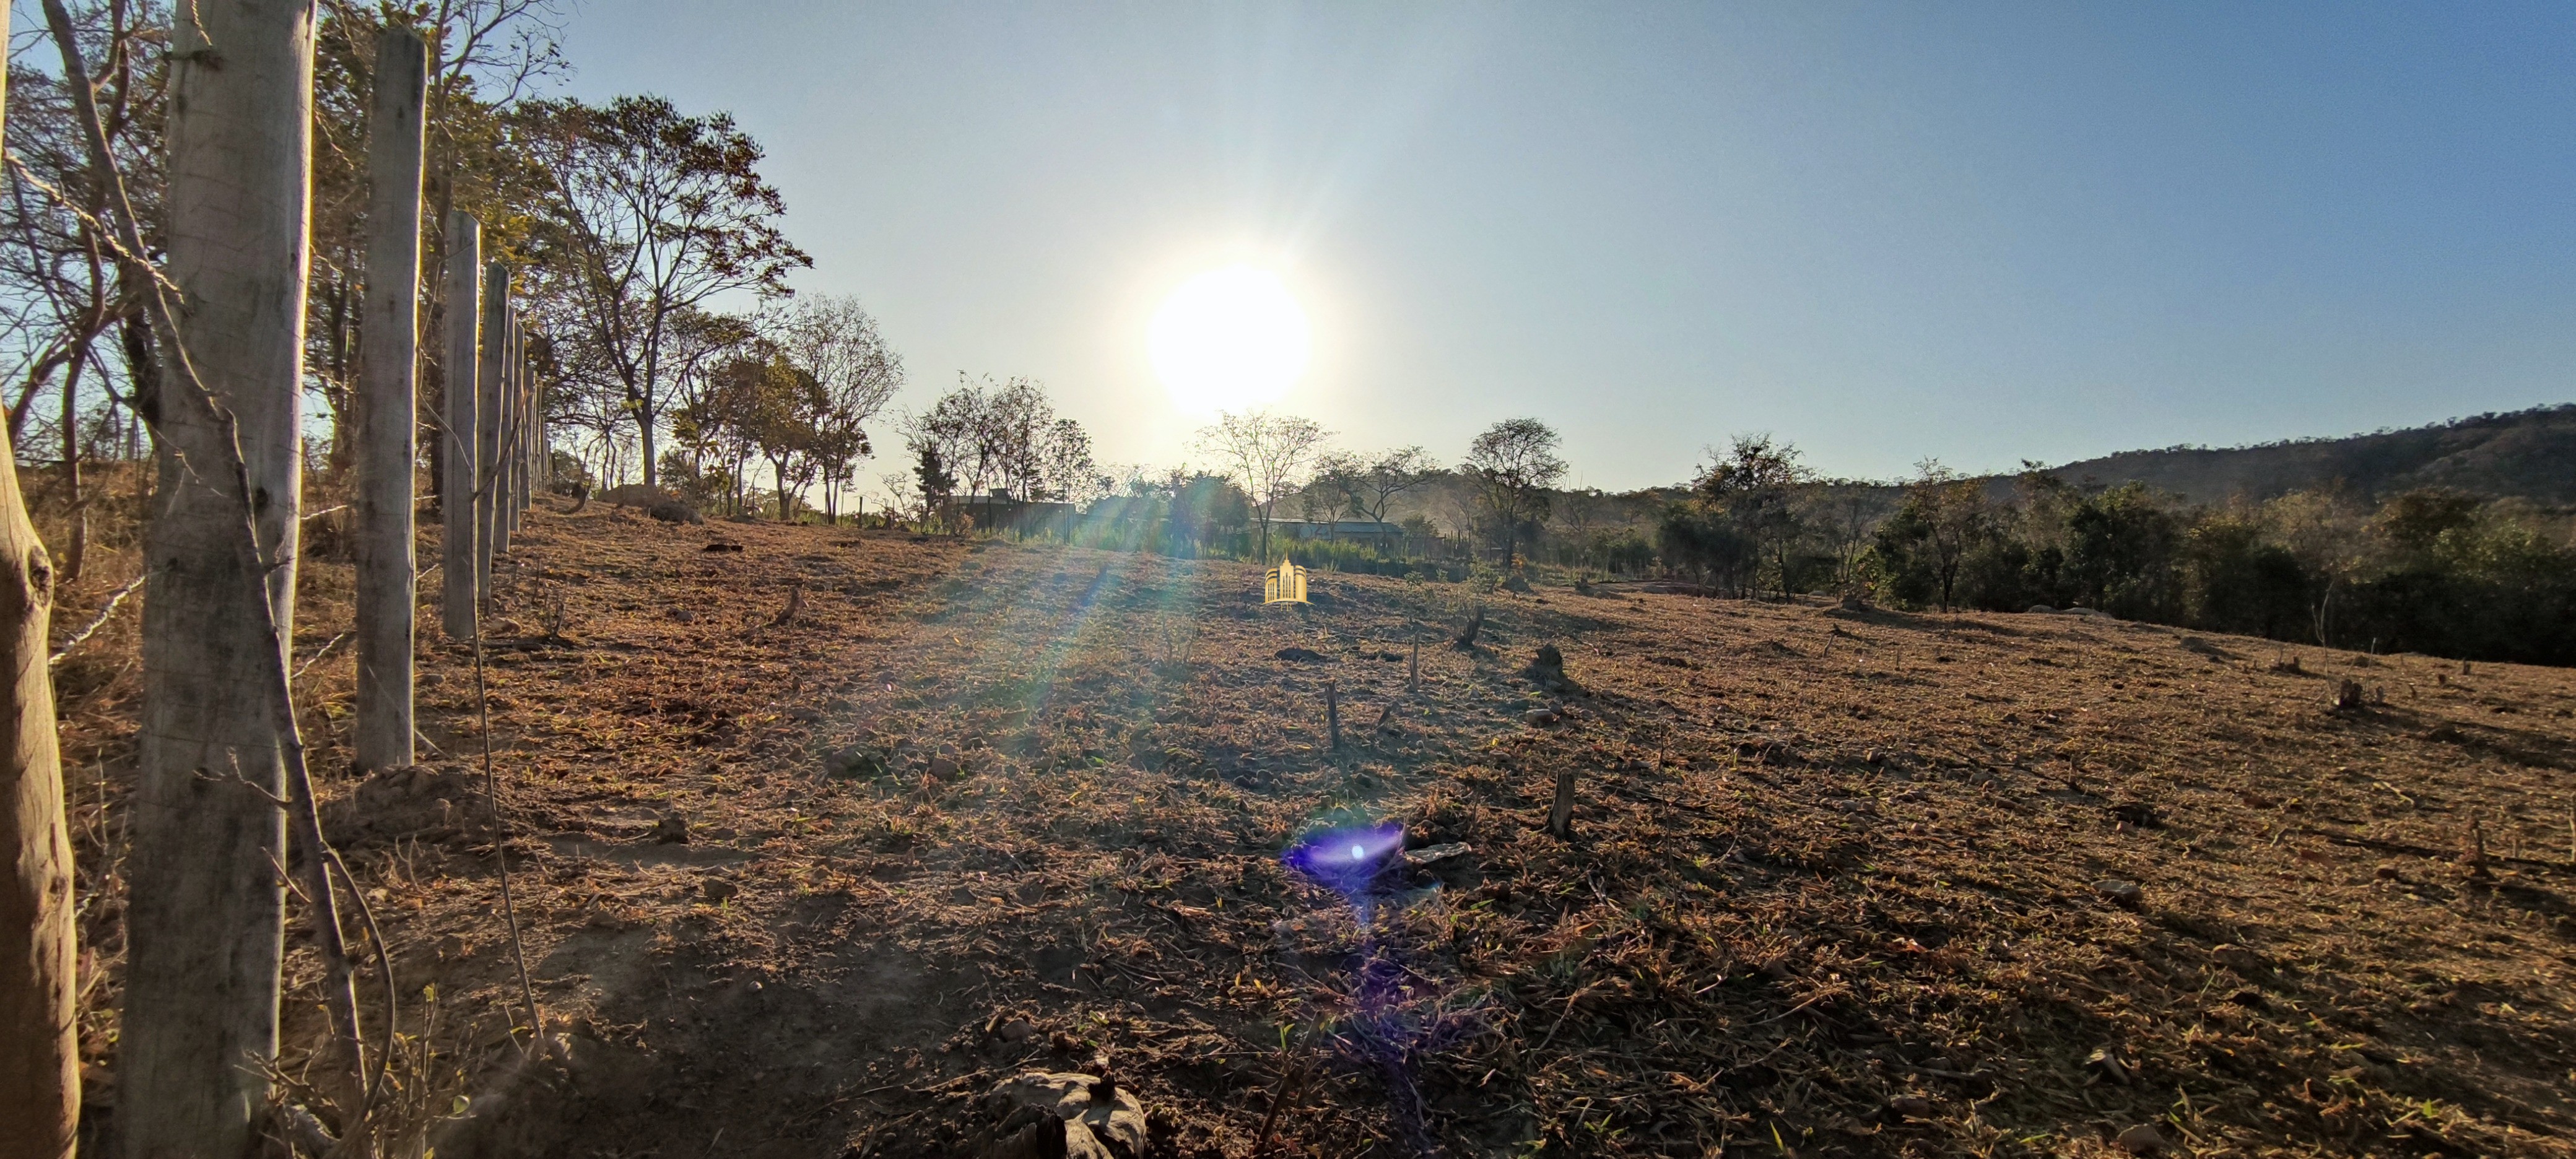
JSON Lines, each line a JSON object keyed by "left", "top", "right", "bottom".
{"left": 2034, "top": 404, "right": 2576, "bottom": 507}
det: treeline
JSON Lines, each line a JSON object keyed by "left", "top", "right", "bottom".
{"left": 1871, "top": 469, "right": 2576, "bottom": 665}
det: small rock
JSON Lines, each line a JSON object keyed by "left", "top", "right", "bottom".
{"left": 651, "top": 812, "right": 689, "bottom": 844}
{"left": 2093, "top": 879, "right": 2143, "bottom": 909}
{"left": 1402, "top": 842, "right": 1473, "bottom": 867}
{"left": 2375, "top": 864, "right": 2400, "bottom": 882}
{"left": 1886, "top": 1095, "right": 1934, "bottom": 1119}
{"left": 2027, "top": 604, "right": 2056, "bottom": 614}
{"left": 998, "top": 1019, "right": 1037, "bottom": 1043}
{"left": 1274, "top": 646, "right": 1327, "bottom": 662}
{"left": 646, "top": 499, "right": 703, "bottom": 524}
{"left": 2114, "top": 1122, "right": 2166, "bottom": 1153}
{"left": 1521, "top": 708, "right": 1561, "bottom": 726}
{"left": 928, "top": 755, "right": 962, "bottom": 779}
{"left": 700, "top": 879, "right": 739, "bottom": 903}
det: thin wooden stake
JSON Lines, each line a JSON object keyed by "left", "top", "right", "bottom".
{"left": 1548, "top": 769, "right": 1576, "bottom": 838}
{"left": 1325, "top": 682, "right": 1341, "bottom": 752}
{"left": 1408, "top": 636, "right": 1420, "bottom": 692}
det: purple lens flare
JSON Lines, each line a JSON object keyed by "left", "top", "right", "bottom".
{"left": 1281, "top": 821, "right": 1406, "bottom": 897}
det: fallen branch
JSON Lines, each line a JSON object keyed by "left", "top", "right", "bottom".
{"left": 47, "top": 571, "right": 144, "bottom": 666}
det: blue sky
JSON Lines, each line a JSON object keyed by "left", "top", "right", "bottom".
{"left": 554, "top": 2, "right": 2576, "bottom": 491}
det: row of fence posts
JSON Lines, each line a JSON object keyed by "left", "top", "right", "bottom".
{"left": 2, "top": 12, "right": 565, "bottom": 1148}
{"left": 370, "top": 201, "right": 546, "bottom": 776}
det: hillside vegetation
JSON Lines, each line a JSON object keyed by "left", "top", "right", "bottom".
{"left": 2037, "top": 406, "right": 2576, "bottom": 508}
{"left": 57, "top": 506, "right": 2572, "bottom": 1157}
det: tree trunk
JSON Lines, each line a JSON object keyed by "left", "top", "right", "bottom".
{"left": 59, "top": 343, "right": 85, "bottom": 587}
{"left": 476, "top": 262, "right": 507, "bottom": 603}
{"left": 0, "top": 3, "right": 77, "bottom": 1148}
{"left": 120, "top": 2, "right": 313, "bottom": 1155}
{"left": 440, "top": 214, "right": 482, "bottom": 642}
{"left": 354, "top": 27, "right": 425, "bottom": 774}
{"left": 0, "top": 426, "right": 71, "bottom": 1157}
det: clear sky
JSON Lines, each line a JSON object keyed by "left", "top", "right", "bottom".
{"left": 552, "top": 2, "right": 2576, "bottom": 492}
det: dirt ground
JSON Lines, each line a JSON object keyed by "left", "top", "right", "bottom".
{"left": 56, "top": 501, "right": 2576, "bottom": 1157}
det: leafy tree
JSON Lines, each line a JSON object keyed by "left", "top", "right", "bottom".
{"left": 518, "top": 93, "right": 808, "bottom": 489}
{"left": 1692, "top": 434, "right": 1811, "bottom": 597}
{"left": 1874, "top": 461, "right": 1990, "bottom": 612}
{"left": 1461, "top": 417, "right": 1565, "bottom": 567}
{"left": 2063, "top": 482, "right": 2183, "bottom": 619}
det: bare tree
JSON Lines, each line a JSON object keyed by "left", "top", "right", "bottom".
{"left": 1314, "top": 445, "right": 1437, "bottom": 525}
{"left": 1196, "top": 409, "right": 1331, "bottom": 563}
{"left": 1038, "top": 418, "right": 1103, "bottom": 505}
{"left": 1462, "top": 417, "right": 1566, "bottom": 567}
{"left": 778, "top": 294, "right": 900, "bottom": 519}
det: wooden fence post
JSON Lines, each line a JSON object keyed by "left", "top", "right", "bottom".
{"left": 1324, "top": 682, "right": 1341, "bottom": 752}
{"left": 519, "top": 327, "right": 538, "bottom": 511}
{"left": 440, "top": 212, "right": 482, "bottom": 640}
{"left": 0, "top": 1, "right": 77, "bottom": 1148}
{"left": 498, "top": 311, "right": 520, "bottom": 543}
{"left": 354, "top": 26, "right": 427, "bottom": 774}
{"left": 119, "top": 1, "right": 315, "bottom": 1152}
{"left": 1547, "top": 770, "right": 1576, "bottom": 838}
{"left": 476, "top": 261, "right": 507, "bottom": 601}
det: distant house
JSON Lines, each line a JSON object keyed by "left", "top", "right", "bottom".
{"left": 1277, "top": 519, "right": 1404, "bottom": 543}
{"left": 957, "top": 489, "right": 1075, "bottom": 531}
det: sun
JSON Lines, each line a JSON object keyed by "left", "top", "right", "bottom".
{"left": 1148, "top": 264, "right": 1310, "bottom": 414}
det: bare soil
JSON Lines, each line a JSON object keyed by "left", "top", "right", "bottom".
{"left": 58, "top": 500, "right": 2576, "bottom": 1157}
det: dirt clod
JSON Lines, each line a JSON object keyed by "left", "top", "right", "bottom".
{"left": 2093, "top": 879, "right": 2143, "bottom": 908}
{"left": 2115, "top": 1122, "right": 2167, "bottom": 1153}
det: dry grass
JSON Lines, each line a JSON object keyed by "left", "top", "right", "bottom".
{"left": 52, "top": 491, "right": 2576, "bottom": 1157}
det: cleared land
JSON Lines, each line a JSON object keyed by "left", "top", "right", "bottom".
{"left": 63, "top": 505, "right": 2576, "bottom": 1157}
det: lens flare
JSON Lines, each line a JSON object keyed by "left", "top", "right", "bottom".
{"left": 1282, "top": 821, "right": 1405, "bottom": 898}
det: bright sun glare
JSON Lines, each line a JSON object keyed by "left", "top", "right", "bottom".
{"left": 1148, "top": 264, "right": 1310, "bottom": 414}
